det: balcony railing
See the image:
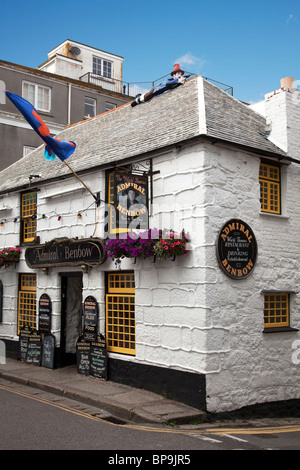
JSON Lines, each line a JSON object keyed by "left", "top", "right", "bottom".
{"left": 79, "top": 72, "right": 233, "bottom": 97}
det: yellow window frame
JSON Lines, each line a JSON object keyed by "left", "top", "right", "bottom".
{"left": 106, "top": 273, "right": 135, "bottom": 355}
{"left": 264, "top": 293, "right": 289, "bottom": 328}
{"left": 22, "top": 192, "right": 37, "bottom": 242}
{"left": 17, "top": 274, "right": 37, "bottom": 334}
{"left": 259, "top": 162, "right": 281, "bottom": 214}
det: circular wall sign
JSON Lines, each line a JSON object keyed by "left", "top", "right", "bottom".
{"left": 216, "top": 219, "right": 257, "bottom": 280}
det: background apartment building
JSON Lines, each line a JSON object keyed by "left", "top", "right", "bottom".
{"left": 0, "top": 40, "right": 132, "bottom": 171}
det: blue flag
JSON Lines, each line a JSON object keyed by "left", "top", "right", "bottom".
{"left": 5, "top": 91, "right": 76, "bottom": 161}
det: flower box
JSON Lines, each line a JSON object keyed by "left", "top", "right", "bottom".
{"left": 0, "top": 247, "right": 22, "bottom": 268}
{"left": 105, "top": 229, "right": 189, "bottom": 267}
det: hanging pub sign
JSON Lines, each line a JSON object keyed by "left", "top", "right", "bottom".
{"left": 83, "top": 296, "right": 98, "bottom": 341}
{"left": 38, "top": 293, "right": 52, "bottom": 333}
{"left": 114, "top": 171, "right": 148, "bottom": 230}
{"left": 25, "top": 237, "right": 106, "bottom": 269}
{"left": 216, "top": 219, "right": 257, "bottom": 280}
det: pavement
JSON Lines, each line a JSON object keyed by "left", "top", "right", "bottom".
{"left": 0, "top": 358, "right": 207, "bottom": 425}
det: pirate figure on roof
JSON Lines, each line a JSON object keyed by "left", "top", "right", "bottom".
{"left": 131, "top": 64, "right": 186, "bottom": 107}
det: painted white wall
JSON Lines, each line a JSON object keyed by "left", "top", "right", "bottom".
{"left": 0, "top": 92, "right": 300, "bottom": 412}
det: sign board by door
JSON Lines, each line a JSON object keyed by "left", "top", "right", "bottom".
{"left": 89, "top": 337, "right": 107, "bottom": 380}
{"left": 18, "top": 325, "right": 32, "bottom": 362}
{"left": 76, "top": 335, "right": 107, "bottom": 380}
{"left": 83, "top": 296, "right": 98, "bottom": 341}
{"left": 25, "top": 330, "right": 43, "bottom": 366}
{"left": 41, "top": 334, "right": 55, "bottom": 369}
{"left": 38, "top": 294, "right": 52, "bottom": 333}
{"left": 76, "top": 336, "right": 90, "bottom": 375}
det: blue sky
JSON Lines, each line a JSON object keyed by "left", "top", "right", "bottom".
{"left": 1, "top": 0, "right": 300, "bottom": 103}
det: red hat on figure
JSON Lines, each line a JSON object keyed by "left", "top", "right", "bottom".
{"left": 171, "top": 64, "right": 185, "bottom": 76}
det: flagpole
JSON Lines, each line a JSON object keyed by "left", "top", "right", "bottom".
{"left": 63, "top": 160, "right": 100, "bottom": 205}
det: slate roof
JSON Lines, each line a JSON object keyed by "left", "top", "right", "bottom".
{"left": 0, "top": 76, "right": 288, "bottom": 194}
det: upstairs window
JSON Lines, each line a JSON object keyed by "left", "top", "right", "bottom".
{"left": 259, "top": 162, "right": 281, "bottom": 214}
{"left": 92, "top": 57, "right": 112, "bottom": 79}
{"left": 23, "top": 82, "right": 51, "bottom": 112}
{"left": 21, "top": 192, "right": 37, "bottom": 243}
{"left": 263, "top": 292, "right": 289, "bottom": 329}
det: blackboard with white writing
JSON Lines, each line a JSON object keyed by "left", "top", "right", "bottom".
{"left": 25, "top": 330, "right": 42, "bottom": 366}
{"left": 83, "top": 296, "right": 98, "bottom": 341}
{"left": 89, "top": 337, "right": 107, "bottom": 380}
{"left": 76, "top": 336, "right": 91, "bottom": 375}
{"left": 38, "top": 294, "right": 52, "bottom": 333}
{"left": 41, "top": 334, "right": 55, "bottom": 369}
{"left": 18, "top": 325, "right": 32, "bottom": 362}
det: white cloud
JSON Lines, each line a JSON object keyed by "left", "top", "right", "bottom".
{"left": 287, "top": 13, "right": 297, "bottom": 24}
{"left": 175, "top": 53, "right": 206, "bottom": 72}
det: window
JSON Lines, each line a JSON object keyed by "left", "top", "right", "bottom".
{"left": 92, "top": 57, "right": 112, "bottom": 79}
{"left": 106, "top": 273, "right": 135, "bottom": 355}
{"left": 21, "top": 192, "right": 37, "bottom": 242}
{"left": 259, "top": 162, "right": 281, "bottom": 214}
{"left": 18, "top": 274, "right": 37, "bottom": 334}
{"left": 105, "top": 102, "right": 117, "bottom": 112}
{"left": 23, "top": 82, "right": 51, "bottom": 112}
{"left": 23, "top": 146, "right": 36, "bottom": 158}
{"left": 84, "top": 97, "right": 96, "bottom": 118}
{"left": 264, "top": 292, "right": 289, "bottom": 329}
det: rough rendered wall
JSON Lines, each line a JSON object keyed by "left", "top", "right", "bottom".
{"left": 204, "top": 143, "right": 300, "bottom": 413}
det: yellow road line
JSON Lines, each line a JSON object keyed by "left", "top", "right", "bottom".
{"left": 1, "top": 383, "right": 299, "bottom": 436}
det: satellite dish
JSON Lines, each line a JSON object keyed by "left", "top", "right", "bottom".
{"left": 70, "top": 46, "right": 81, "bottom": 56}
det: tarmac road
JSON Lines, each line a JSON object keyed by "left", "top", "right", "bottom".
{"left": 1, "top": 379, "right": 300, "bottom": 451}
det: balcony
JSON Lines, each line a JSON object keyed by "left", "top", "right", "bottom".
{"left": 79, "top": 72, "right": 233, "bottom": 97}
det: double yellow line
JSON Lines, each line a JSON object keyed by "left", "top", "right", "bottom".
{"left": 1, "top": 383, "right": 300, "bottom": 437}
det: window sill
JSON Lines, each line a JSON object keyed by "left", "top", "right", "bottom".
{"left": 263, "top": 326, "right": 299, "bottom": 334}
{"left": 260, "top": 212, "right": 289, "bottom": 220}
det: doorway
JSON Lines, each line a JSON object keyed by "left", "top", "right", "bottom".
{"left": 60, "top": 273, "right": 83, "bottom": 366}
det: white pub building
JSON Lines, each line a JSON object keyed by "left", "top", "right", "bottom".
{"left": 0, "top": 74, "right": 299, "bottom": 414}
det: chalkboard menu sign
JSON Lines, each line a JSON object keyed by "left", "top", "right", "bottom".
{"left": 76, "top": 335, "right": 107, "bottom": 380}
{"left": 90, "top": 337, "right": 107, "bottom": 380}
{"left": 18, "top": 325, "right": 32, "bottom": 362}
{"left": 216, "top": 219, "right": 257, "bottom": 280}
{"left": 25, "top": 330, "right": 43, "bottom": 366}
{"left": 42, "top": 334, "right": 55, "bottom": 369}
{"left": 83, "top": 296, "right": 98, "bottom": 341}
{"left": 76, "top": 336, "right": 91, "bottom": 375}
{"left": 38, "top": 294, "right": 52, "bottom": 333}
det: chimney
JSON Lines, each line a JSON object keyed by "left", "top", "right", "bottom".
{"left": 280, "top": 76, "right": 295, "bottom": 90}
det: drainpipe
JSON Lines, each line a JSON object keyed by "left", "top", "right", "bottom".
{"left": 68, "top": 83, "right": 72, "bottom": 125}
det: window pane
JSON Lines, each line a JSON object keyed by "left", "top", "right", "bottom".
{"left": 93, "top": 57, "right": 101, "bottom": 75}
{"left": 106, "top": 273, "right": 135, "bottom": 355}
{"left": 259, "top": 162, "right": 281, "bottom": 214}
{"left": 264, "top": 293, "right": 289, "bottom": 328}
{"left": 85, "top": 97, "right": 96, "bottom": 117}
{"left": 37, "top": 86, "right": 50, "bottom": 111}
{"left": 23, "top": 83, "right": 35, "bottom": 105}
{"left": 103, "top": 60, "right": 112, "bottom": 78}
